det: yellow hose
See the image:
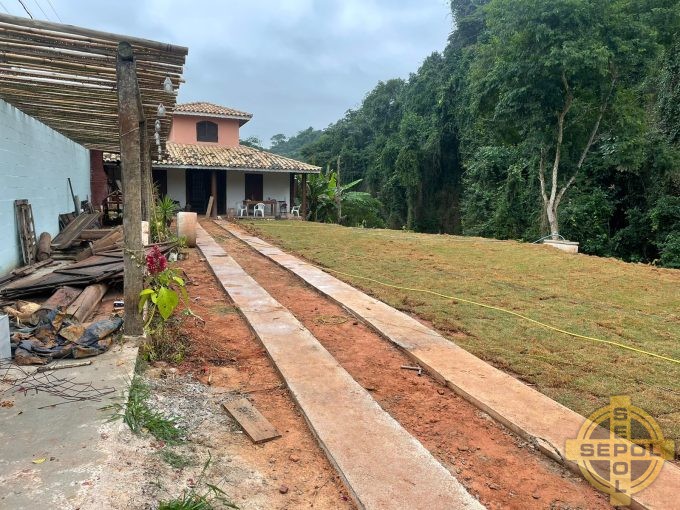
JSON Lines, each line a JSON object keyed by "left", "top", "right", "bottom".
{"left": 236, "top": 221, "right": 680, "bottom": 365}
{"left": 317, "top": 266, "right": 680, "bottom": 366}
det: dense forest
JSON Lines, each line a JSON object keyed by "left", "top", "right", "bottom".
{"left": 270, "top": 0, "right": 680, "bottom": 267}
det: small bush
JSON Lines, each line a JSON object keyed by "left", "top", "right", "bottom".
{"left": 342, "top": 191, "right": 385, "bottom": 228}
{"left": 141, "top": 318, "right": 188, "bottom": 364}
{"left": 659, "top": 232, "right": 680, "bottom": 268}
{"left": 105, "top": 376, "right": 185, "bottom": 444}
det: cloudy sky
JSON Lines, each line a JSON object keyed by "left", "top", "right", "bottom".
{"left": 2, "top": 0, "right": 452, "bottom": 145}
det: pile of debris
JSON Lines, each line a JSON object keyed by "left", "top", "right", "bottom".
{"left": 2, "top": 202, "right": 171, "bottom": 365}
{"left": 6, "top": 297, "right": 122, "bottom": 365}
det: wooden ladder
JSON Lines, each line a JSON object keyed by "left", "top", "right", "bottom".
{"left": 14, "top": 200, "right": 37, "bottom": 266}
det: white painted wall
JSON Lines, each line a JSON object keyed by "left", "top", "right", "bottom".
{"left": 226, "top": 171, "right": 245, "bottom": 211}
{"left": 226, "top": 170, "right": 290, "bottom": 214}
{"left": 166, "top": 168, "right": 186, "bottom": 208}
{"left": 263, "top": 172, "right": 290, "bottom": 203}
{"left": 161, "top": 168, "right": 291, "bottom": 215}
{"left": 0, "top": 99, "right": 90, "bottom": 274}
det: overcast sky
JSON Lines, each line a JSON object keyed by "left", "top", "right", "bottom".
{"left": 2, "top": 0, "right": 452, "bottom": 145}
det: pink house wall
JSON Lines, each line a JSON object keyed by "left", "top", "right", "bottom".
{"left": 169, "top": 114, "right": 240, "bottom": 147}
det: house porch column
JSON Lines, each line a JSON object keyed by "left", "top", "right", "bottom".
{"left": 210, "top": 170, "right": 217, "bottom": 217}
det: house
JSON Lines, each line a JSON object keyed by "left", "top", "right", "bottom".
{"left": 104, "top": 102, "right": 320, "bottom": 217}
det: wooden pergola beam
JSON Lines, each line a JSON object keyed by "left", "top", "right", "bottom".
{"left": 0, "top": 15, "right": 188, "bottom": 55}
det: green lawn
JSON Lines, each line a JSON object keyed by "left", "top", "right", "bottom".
{"left": 240, "top": 220, "right": 680, "bottom": 448}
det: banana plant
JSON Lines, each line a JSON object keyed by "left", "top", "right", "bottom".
{"left": 306, "top": 169, "right": 362, "bottom": 223}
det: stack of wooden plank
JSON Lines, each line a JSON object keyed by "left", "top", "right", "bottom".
{"left": 14, "top": 200, "right": 37, "bottom": 266}
{"left": 0, "top": 243, "right": 173, "bottom": 300}
{"left": 75, "top": 226, "right": 123, "bottom": 261}
{"left": 0, "top": 259, "right": 54, "bottom": 288}
{"left": 51, "top": 211, "right": 102, "bottom": 250}
{"left": 0, "top": 251, "right": 123, "bottom": 299}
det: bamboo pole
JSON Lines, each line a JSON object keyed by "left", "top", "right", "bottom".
{"left": 0, "top": 14, "right": 186, "bottom": 154}
{"left": 117, "top": 41, "right": 144, "bottom": 336}
{"left": 0, "top": 13, "right": 189, "bottom": 55}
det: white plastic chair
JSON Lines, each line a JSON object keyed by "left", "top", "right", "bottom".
{"left": 237, "top": 202, "right": 248, "bottom": 217}
{"left": 290, "top": 205, "right": 301, "bottom": 217}
{"left": 254, "top": 202, "right": 266, "bottom": 217}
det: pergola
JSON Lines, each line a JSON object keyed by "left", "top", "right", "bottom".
{"left": 0, "top": 13, "right": 187, "bottom": 152}
{"left": 0, "top": 14, "right": 189, "bottom": 335}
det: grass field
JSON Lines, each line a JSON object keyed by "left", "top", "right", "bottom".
{"left": 241, "top": 220, "right": 680, "bottom": 449}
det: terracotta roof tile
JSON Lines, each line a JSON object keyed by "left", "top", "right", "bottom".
{"left": 174, "top": 102, "right": 252, "bottom": 120}
{"left": 104, "top": 142, "right": 320, "bottom": 173}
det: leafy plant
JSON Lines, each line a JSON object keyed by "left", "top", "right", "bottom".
{"left": 305, "top": 169, "right": 363, "bottom": 223}
{"left": 138, "top": 246, "right": 197, "bottom": 363}
{"left": 153, "top": 196, "right": 180, "bottom": 243}
{"left": 342, "top": 191, "right": 385, "bottom": 228}
{"left": 139, "top": 247, "right": 188, "bottom": 328}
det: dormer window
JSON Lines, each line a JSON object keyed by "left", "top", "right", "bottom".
{"left": 196, "top": 120, "right": 218, "bottom": 142}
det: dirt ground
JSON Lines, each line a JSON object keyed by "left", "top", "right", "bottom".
{"left": 203, "top": 220, "right": 612, "bottom": 510}
{"left": 172, "top": 247, "right": 354, "bottom": 509}
{"left": 86, "top": 246, "right": 354, "bottom": 509}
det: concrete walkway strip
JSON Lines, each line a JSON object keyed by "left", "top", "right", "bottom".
{"left": 196, "top": 225, "right": 483, "bottom": 510}
{"left": 219, "top": 220, "right": 680, "bottom": 510}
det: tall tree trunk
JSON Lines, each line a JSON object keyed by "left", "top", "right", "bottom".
{"left": 538, "top": 72, "right": 616, "bottom": 240}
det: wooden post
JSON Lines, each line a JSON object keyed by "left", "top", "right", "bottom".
{"left": 210, "top": 170, "right": 217, "bottom": 217}
{"left": 289, "top": 173, "right": 296, "bottom": 211}
{"left": 336, "top": 155, "right": 341, "bottom": 223}
{"left": 117, "top": 41, "right": 144, "bottom": 336}
{"left": 140, "top": 126, "right": 153, "bottom": 222}
{"left": 301, "top": 173, "right": 308, "bottom": 220}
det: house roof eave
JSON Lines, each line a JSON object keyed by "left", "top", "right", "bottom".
{"left": 152, "top": 163, "right": 321, "bottom": 174}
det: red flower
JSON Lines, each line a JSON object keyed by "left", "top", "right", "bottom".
{"left": 146, "top": 246, "right": 167, "bottom": 275}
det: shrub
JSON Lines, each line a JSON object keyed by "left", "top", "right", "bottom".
{"left": 342, "top": 192, "right": 385, "bottom": 228}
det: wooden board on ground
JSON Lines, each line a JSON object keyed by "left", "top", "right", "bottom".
{"left": 205, "top": 196, "right": 214, "bottom": 217}
{"left": 36, "top": 285, "right": 82, "bottom": 320}
{"left": 222, "top": 398, "right": 281, "bottom": 444}
{"left": 51, "top": 212, "right": 101, "bottom": 250}
{"left": 75, "top": 226, "right": 123, "bottom": 261}
{"left": 65, "top": 283, "right": 108, "bottom": 322}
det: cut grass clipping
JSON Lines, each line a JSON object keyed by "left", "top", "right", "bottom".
{"left": 106, "top": 376, "right": 185, "bottom": 444}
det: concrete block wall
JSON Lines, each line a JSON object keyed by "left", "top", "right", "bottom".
{"left": 0, "top": 99, "right": 90, "bottom": 274}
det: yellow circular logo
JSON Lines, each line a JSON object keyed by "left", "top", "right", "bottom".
{"left": 565, "top": 395, "right": 674, "bottom": 506}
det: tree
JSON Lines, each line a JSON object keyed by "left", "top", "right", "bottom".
{"left": 262, "top": 0, "right": 680, "bottom": 266}
{"left": 472, "top": 0, "right": 661, "bottom": 238}
{"left": 270, "top": 133, "right": 287, "bottom": 148}
{"left": 239, "top": 136, "right": 263, "bottom": 149}
{"left": 270, "top": 127, "right": 323, "bottom": 159}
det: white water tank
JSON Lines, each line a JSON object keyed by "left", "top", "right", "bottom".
{"left": 177, "top": 212, "right": 197, "bottom": 247}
